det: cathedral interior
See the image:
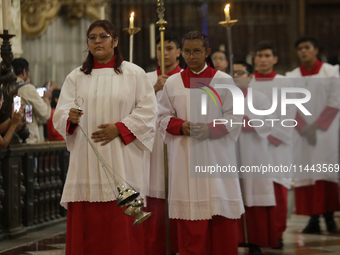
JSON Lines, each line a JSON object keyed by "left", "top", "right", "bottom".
{"left": 0, "top": 0, "right": 340, "bottom": 254}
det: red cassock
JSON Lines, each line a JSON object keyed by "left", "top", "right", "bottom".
{"left": 286, "top": 59, "right": 340, "bottom": 216}
{"left": 295, "top": 180, "right": 340, "bottom": 215}
{"left": 238, "top": 174, "right": 288, "bottom": 247}
{"left": 144, "top": 66, "right": 182, "bottom": 255}
{"left": 66, "top": 201, "right": 144, "bottom": 255}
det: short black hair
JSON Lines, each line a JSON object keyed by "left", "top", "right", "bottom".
{"left": 51, "top": 89, "right": 61, "bottom": 108}
{"left": 255, "top": 41, "right": 278, "bottom": 56}
{"left": 234, "top": 60, "right": 253, "bottom": 74}
{"left": 12, "top": 58, "right": 29, "bottom": 76}
{"left": 294, "top": 36, "right": 318, "bottom": 49}
{"left": 156, "top": 31, "right": 181, "bottom": 49}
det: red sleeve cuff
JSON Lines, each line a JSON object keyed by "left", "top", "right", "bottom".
{"left": 268, "top": 135, "right": 282, "bottom": 147}
{"left": 207, "top": 121, "right": 229, "bottom": 139}
{"left": 166, "top": 117, "right": 185, "bottom": 136}
{"left": 66, "top": 118, "right": 78, "bottom": 135}
{"left": 314, "top": 106, "right": 339, "bottom": 131}
{"left": 295, "top": 112, "right": 307, "bottom": 135}
{"left": 242, "top": 116, "right": 256, "bottom": 132}
{"left": 115, "top": 122, "right": 136, "bottom": 145}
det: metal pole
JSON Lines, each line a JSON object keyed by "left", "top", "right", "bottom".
{"left": 130, "top": 34, "right": 133, "bottom": 63}
{"left": 227, "top": 27, "right": 234, "bottom": 77}
{"left": 156, "top": 1, "right": 169, "bottom": 254}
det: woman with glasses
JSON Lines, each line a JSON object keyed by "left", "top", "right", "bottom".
{"left": 53, "top": 20, "right": 157, "bottom": 255}
{"left": 157, "top": 31, "right": 244, "bottom": 255}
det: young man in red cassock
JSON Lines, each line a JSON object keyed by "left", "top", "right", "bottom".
{"left": 286, "top": 36, "right": 340, "bottom": 234}
{"left": 157, "top": 31, "right": 244, "bottom": 255}
{"left": 234, "top": 61, "right": 280, "bottom": 255}
{"left": 144, "top": 31, "right": 182, "bottom": 255}
{"left": 249, "top": 41, "right": 297, "bottom": 249}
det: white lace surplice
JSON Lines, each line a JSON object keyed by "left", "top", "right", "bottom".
{"left": 53, "top": 61, "right": 158, "bottom": 208}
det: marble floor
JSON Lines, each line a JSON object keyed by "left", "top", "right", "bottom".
{"left": 0, "top": 214, "right": 339, "bottom": 255}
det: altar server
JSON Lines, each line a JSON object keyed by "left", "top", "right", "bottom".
{"left": 157, "top": 31, "right": 244, "bottom": 255}
{"left": 53, "top": 20, "right": 157, "bottom": 255}
{"left": 286, "top": 36, "right": 340, "bottom": 234}
{"left": 234, "top": 61, "right": 279, "bottom": 254}
{"left": 249, "top": 41, "right": 296, "bottom": 248}
{"left": 144, "top": 31, "right": 182, "bottom": 255}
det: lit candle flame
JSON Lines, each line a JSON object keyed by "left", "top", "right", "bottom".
{"left": 224, "top": 4, "right": 230, "bottom": 22}
{"left": 129, "top": 12, "right": 134, "bottom": 28}
{"left": 225, "top": 4, "right": 230, "bottom": 12}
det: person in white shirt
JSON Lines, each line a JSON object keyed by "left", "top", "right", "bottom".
{"left": 12, "top": 58, "right": 52, "bottom": 143}
{"left": 286, "top": 36, "right": 340, "bottom": 234}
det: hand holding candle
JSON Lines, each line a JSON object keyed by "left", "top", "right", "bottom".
{"left": 129, "top": 12, "right": 134, "bottom": 29}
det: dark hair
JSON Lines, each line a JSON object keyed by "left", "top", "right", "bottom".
{"left": 181, "top": 31, "right": 215, "bottom": 69}
{"left": 255, "top": 41, "right": 278, "bottom": 56}
{"left": 51, "top": 89, "right": 60, "bottom": 108}
{"left": 234, "top": 60, "right": 253, "bottom": 74}
{"left": 294, "top": 36, "right": 318, "bottom": 49}
{"left": 81, "top": 20, "right": 123, "bottom": 75}
{"left": 156, "top": 31, "right": 181, "bottom": 49}
{"left": 12, "top": 58, "right": 29, "bottom": 76}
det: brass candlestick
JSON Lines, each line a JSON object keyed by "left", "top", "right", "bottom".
{"left": 123, "top": 27, "right": 141, "bottom": 63}
{"left": 219, "top": 11, "right": 238, "bottom": 76}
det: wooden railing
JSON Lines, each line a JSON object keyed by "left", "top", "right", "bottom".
{"left": 0, "top": 141, "right": 69, "bottom": 240}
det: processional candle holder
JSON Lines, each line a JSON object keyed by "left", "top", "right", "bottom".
{"left": 123, "top": 12, "right": 141, "bottom": 63}
{"left": 218, "top": 4, "right": 238, "bottom": 77}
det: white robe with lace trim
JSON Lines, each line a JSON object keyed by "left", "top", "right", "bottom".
{"left": 157, "top": 71, "right": 245, "bottom": 220}
{"left": 239, "top": 89, "right": 276, "bottom": 207}
{"left": 249, "top": 74, "right": 296, "bottom": 189}
{"left": 286, "top": 63, "right": 340, "bottom": 187}
{"left": 53, "top": 61, "right": 158, "bottom": 208}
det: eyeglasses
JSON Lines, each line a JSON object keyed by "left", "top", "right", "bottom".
{"left": 87, "top": 33, "right": 111, "bottom": 43}
{"left": 212, "top": 57, "right": 226, "bottom": 62}
{"left": 182, "top": 50, "right": 205, "bottom": 58}
{"left": 234, "top": 70, "right": 250, "bottom": 76}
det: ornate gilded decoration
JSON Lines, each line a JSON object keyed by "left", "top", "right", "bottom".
{"left": 21, "top": 0, "right": 110, "bottom": 38}
{"left": 21, "top": 0, "right": 61, "bottom": 38}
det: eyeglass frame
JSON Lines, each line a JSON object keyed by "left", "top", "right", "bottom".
{"left": 182, "top": 49, "right": 206, "bottom": 58}
{"left": 234, "top": 70, "right": 250, "bottom": 76}
{"left": 87, "top": 33, "right": 111, "bottom": 43}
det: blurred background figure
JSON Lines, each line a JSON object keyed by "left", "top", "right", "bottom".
{"left": 47, "top": 89, "right": 63, "bottom": 141}
{"left": 0, "top": 88, "right": 24, "bottom": 148}
{"left": 211, "top": 50, "right": 228, "bottom": 73}
{"left": 12, "top": 58, "right": 52, "bottom": 143}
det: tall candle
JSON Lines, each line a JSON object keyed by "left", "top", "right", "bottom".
{"left": 2, "top": 0, "right": 9, "bottom": 31}
{"left": 149, "top": 23, "right": 155, "bottom": 59}
{"left": 100, "top": 6, "right": 105, "bottom": 20}
{"left": 224, "top": 4, "right": 230, "bottom": 22}
{"left": 129, "top": 12, "right": 134, "bottom": 29}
